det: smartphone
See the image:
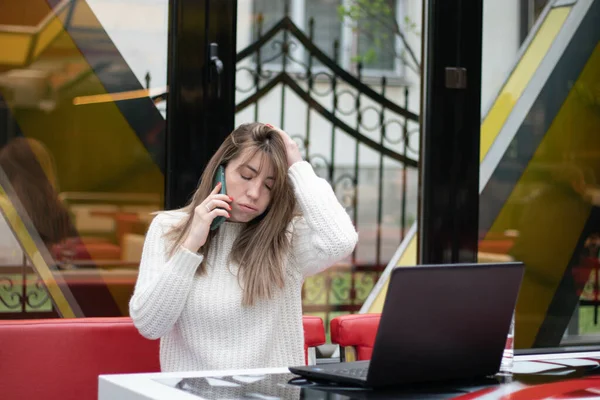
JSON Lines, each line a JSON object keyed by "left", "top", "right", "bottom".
{"left": 210, "top": 165, "right": 227, "bottom": 231}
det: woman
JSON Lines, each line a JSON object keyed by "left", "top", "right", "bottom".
{"left": 129, "top": 122, "right": 358, "bottom": 372}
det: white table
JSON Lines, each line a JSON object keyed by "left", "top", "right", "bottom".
{"left": 99, "top": 352, "right": 600, "bottom": 399}
{"left": 99, "top": 367, "right": 292, "bottom": 400}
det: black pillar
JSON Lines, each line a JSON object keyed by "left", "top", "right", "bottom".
{"left": 418, "top": 0, "right": 483, "bottom": 264}
{"left": 165, "top": 0, "right": 237, "bottom": 210}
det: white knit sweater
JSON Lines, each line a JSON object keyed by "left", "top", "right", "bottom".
{"left": 129, "top": 161, "right": 358, "bottom": 372}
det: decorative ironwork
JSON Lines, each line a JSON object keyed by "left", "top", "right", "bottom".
{"left": 0, "top": 277, "right": 21, "bottom": 309}
{"left": 302, "top": 274, "right": 328, "bottom": 305}
{"left": 302, "top": 266, "right": 385, "bottom": 313}
{"left": 26, "top": 278, "right": 50, "bottom": 309}
{"left": 333, "top": 174, "right": 356, "bottom": 212}
{"left": 0, "top": 265, "right": 54, "bottom": 316}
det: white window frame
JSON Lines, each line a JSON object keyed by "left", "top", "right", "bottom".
{"left": 250, "top": 0, "right": 406, "bottom": 80}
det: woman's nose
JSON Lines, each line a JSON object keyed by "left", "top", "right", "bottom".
{"left": 246, "top": 182, "right": 260, "bottom": 199}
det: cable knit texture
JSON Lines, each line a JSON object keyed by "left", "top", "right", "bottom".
{"left": 129, "top": 161, "right": 358, "bottom": 372}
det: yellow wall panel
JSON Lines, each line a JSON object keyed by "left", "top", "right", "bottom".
{"left": 33, "top": 17, "right": 64, "bottom": 59}
{"left": 485, "top": 43, "right": 600, "bottom": 347}
{"left": 0, "top": 33, "right": 31, "bottom": 65}
{"left": 367, "top": 230, "right": 417, "bottom": 313}
{"left": 480, "top": 8, "right": 570, "bottom": 161}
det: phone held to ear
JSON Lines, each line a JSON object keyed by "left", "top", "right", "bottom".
{"left": 210, "top": 165, "right": 227, "bottom": 231}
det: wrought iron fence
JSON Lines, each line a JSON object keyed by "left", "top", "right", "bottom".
{"left": 235, "top": 8, "right": 420, "bottom": 330}
{"left": 0, "top": 264, "right": 55, "bottom": 318}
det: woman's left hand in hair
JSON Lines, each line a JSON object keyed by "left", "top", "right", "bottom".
{"left": 271, "top": 126, "right": 303, "bottom": 168}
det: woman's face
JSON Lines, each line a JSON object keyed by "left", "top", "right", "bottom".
{"left": 224, "top": 148, "right": 275, "bottom": 223}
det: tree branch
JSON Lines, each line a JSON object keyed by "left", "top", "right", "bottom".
{"left": 354, "top": 1, "right": 421, "bottom": 70}
{"left": 353, "top": 24, "right": 420, "bottom": 75}
{"left": 342, "top": 0, "right": 421, "bottom": 73}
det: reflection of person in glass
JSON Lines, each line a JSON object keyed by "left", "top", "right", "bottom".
{"left": 174, "top": 374, "right": 301, "bottom": 399}
{"left": 129, "top": 123, "right": 358, "bottom": 372}
{"left": 0, "top": 137, "right": 71, "bottom": 265}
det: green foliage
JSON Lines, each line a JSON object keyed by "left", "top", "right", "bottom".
{"left": 578, "top": 307, "right": 600, "bottom": 334}
{"left": 338, "top": 0, "right": 420, "bottom": 73}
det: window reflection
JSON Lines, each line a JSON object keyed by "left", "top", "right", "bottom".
{"left": 0, "top": 137, "right": 72, "bottom": 261}
{"left": 0, "top": 0, "right": 167, "bottom": 318}
{"left": 479, "top": 0, "right": 600, "bottom": 348}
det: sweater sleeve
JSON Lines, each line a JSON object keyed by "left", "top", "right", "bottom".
{"left": 129, "top": 214, "right": 203, "bottom": 339}
{"left": 288, "top": 161, "right": 358, "bottom": 277}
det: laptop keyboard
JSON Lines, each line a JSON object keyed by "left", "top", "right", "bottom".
{"left": 331, "top": 367, "right": 368, "bottom": 378}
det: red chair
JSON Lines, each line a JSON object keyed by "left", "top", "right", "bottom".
{"left": 330, "top": 313, "right": 381, "bottom": 362}
{"left": 302, "top": 315, "right": 326, "bottom": 365}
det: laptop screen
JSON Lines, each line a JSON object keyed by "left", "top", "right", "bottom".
{"left": 367, "top": 262, "right": 524, "bottom": 387}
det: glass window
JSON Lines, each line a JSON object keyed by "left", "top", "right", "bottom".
{"left": 0, "top": 0, "right": 168, "bottom": 318}
{"left": 251, "top": 0, "right": 285, "bottom": 65}
{"left": 479, "top": 0, "right": 600, "bottom": 349}
{"left": 251, "top": 0, "right": 405, "bottom": 75}
{"left": 305, "top": 0, "right": 342, "bottom": 63}
{"left": 356, "top": 0, "right": 397, "bottom": 71}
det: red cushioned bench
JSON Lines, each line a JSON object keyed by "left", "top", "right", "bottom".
{"left": 0, "top": 315, "right": 325, "bottom": 400}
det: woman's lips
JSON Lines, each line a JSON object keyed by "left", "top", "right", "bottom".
{"left": 238, "top": 204, "right": 257, "bottom": 213}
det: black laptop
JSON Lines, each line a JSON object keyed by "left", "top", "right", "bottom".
{"left": 289, "top": 262, "right": 524, "bottom": 388}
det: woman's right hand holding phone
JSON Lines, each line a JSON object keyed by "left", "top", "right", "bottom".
{"left": 182, "top": 182, "right": 232, "bottom": 252}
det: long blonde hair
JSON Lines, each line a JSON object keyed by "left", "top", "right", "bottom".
{"left": 166, "top": 122, "right": 297, "bottom": 305}
{"left": 0, "top": 137, "right": 72, "bottom": 245}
